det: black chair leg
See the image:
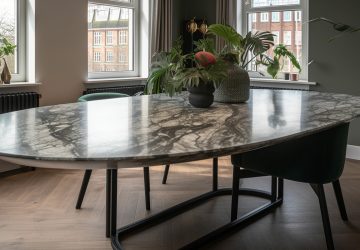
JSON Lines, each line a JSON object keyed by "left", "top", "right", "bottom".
{"left": 311, "top": 184, "right": 335, "bottom": 250}
{"left": 162, "top": 165, "right": 170, "bottom": 184}
{"left": 332, "top": 180, "right": 348, "bottom": 221}
{"left": 76, "top": 169, "right": 92, "bottom": 209}
{"left": 144, "top": 167, "right": 151, "bottom": 211}
{"left": 231, "top": 166, "right": 241, "bottom": 221}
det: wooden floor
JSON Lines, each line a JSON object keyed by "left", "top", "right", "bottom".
{"left": 1, "top": 157, "right": 360, "bottom": 249}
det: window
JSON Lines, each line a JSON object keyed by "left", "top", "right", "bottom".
{"left": 0, "top": 0, "right": 26, "bottom": 82}
{"left": 295, "top": 30, "right": 302, "bottom": 45}
{"left": 106, "top": 51, "right": 113, "bottom": 62}
{"left": 94, "top": 52, "right": 101, "bottom": 62}
{"left": 119, "top": 30, "right": 127, "bottom": 45}
{"left": 94, "top": 32, "right": 102, "bottom": 45}
{"left": 88, "top": 0, "right": 139, "bottom": 79}
{"left": 253, "top": 13, "right": 257, "bottom": 22}
{"left": 283, "top": 31, "right": 292, "bottom": 45}
{"left": 119, "top": 52, "right": 127, "bottom": 63}
{"left": 283, "top": 11, "right": 292, "bottom": 22}
{"left": 106, "top": 31, "right": 113, "bottom": 45}
{"left": 252, "top": 0, "right": 300, "bottom": 7}
{"left": 272, "top": 31, "right": 280, "bottom": 44}
{"left": 260, "top": 12, "right": 269, "bottom": 22}
{"left": 271, "top": 12, "right": 280, "bottom": 22}
{"left": 242, "top": 0, "right": 308, "bottom": 80}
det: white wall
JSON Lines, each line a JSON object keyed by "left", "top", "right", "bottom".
{"left": 35, "top": 0, "right": 88, "bottom": 106}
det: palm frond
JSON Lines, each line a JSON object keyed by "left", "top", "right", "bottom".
{"left": 208, "top": 24, "right": 243, "bottom": 46}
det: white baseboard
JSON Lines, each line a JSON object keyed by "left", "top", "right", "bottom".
{"left": 347, "top": 145, "right": 360, "bottom": 160}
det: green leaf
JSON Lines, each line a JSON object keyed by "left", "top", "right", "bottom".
{"left": 267, "top": 57, "right": 280, "bottom": 78}
{"left": 208, "top": 24, "right": 243, "bottom": 46}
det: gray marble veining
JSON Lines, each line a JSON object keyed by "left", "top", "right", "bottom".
{"left": 0, "top": 89, "right": 360, "bottom": 168}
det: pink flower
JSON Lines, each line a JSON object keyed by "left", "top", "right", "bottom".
{"left": 195, "top": 51, "right": 217, "bottom": 67}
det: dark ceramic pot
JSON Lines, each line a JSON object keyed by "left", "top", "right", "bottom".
{"left": 187, "top": 82, "right": 215, "bottom": 108}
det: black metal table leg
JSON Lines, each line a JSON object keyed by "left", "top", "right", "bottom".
{"left": 271, "top": 176, "right": 278, "bottom": 202}
{"left": 143, "top": 167, "right": 151, "bottom": 211}
{"left": 110, "top": 169, "right": 118, "bottom": 237}
{"left": 106, "top": 169, "right": 111, "bottom": 238}
{"left": 109, "top": 162, "right": 283, "bottom": 250}
{"left": 213, "top": 158, "right": 218, "bottom": 191}
{"left": 278, "top": 178, "right": 284, "bottom": 200}
{"left": 231, "top": 166, "right": 240, "bottom": 221}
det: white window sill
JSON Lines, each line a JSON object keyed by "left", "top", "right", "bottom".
{"left": 0, "top": 82, "right": 42, "bottom": 89}
{"left": 250, "top": 78, "right": 316, "bottom": 90}
{"left": 85, "top": 77, "right": 147, "bottom": 84}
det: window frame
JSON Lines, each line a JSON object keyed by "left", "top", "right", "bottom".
{"left": 271, "top": 12, "right": 280, "bottom": 22}
{"left": 94, "top": 51, "right": 101, "bottom": 62}
{"left": 240, "top": 0, "right": 309, "bottom": 81}
{"left": 88, "top": 0, "right": 139, "bottom": 79}
{"left": 106, "top": 30, "right": 113, "bottom": 45}
{"left": 94, "top": 31, "right": 102, "bottom": 45}
{"left": 260, "top": 12, "right": 269, "bottom": 22}
{"left": 2, "top": 0, "right": 27, "bottom": 82}
{"left": 106, "top": 51, "right": 113, "bottom": 62}
{"left": 283, "top": 11, "right": 292, "bottom": 22}
{"left": 283, "top": 30, "right": 292, "bottom": 45}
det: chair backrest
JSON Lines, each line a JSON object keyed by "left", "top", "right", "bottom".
{"left": 78, "top": 92, "right": 129, "bottom": 102}
{"left": 231, "top": 123, "right": 350, "bottom": 184}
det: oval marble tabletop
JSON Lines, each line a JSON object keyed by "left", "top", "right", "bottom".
{"left": 1, "top": 89, "right": 360, "bottom": 169}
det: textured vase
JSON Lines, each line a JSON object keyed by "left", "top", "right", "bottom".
{"left": 188, "top": 82, "right": 215, "bottom": 108}
{"left": 214, "top": 64, "right": 250, "bottom": 103}
{"left": 1, "top": 60, "right": 11, "bottom": 84}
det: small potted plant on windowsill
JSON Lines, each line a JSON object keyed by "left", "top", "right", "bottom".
{"left": 0, "top": 35, "right": 16, "bottom": 84}
{"left": 146, "top": 39, "right": 227, "bottom": 108}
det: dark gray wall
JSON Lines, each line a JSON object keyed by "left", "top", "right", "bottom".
{"left": 172, "top": 0, "right": 360, "bottom": 146}
{"left": 172, "top": 0, "right": 216, "bottom": 40}
{"left": 308, "top": 0, "right": 360, "bottom": 145}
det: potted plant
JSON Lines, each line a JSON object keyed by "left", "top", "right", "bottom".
{"left": 256, "top": 44, "right": 301, "bottom": 80}
{"left": 0, "top": 35, "right": 16, "bottom": 84}
{"left": 207, "top": 24, "right": 275, "bottom": 103}
{"left": 146, "top": 38, "right": 227, "bottom": 108}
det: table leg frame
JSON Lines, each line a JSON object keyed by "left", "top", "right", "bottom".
{"left": 108, "top": 164, "right": 283, "bottom": 250}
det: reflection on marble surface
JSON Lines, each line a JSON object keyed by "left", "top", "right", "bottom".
{"left": 0, "top": 89, "right": 360, "bottom": 165}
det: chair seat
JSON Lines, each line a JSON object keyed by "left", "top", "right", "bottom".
{"left": 78, "top": 92, "right": 129, "bottom": 102}
{"left": 231, "top": 123, "right": 349, "bottom": 184}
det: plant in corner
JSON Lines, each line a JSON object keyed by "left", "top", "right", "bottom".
{"left": 146, "top": 38, "right": 227, "bottom": 108}
{"left": 0, "top": 34, "right": 16, "bottom": 84}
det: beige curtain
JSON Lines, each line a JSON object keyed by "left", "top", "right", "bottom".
{"left": 150, "top": 0, "right": 173, "bottom": 57}
{"left": 216, "top": 0, "right": 237, "bottom": 51}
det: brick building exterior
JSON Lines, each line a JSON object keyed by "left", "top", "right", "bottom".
{"left": 88, "top": 20, "right": 130, "bottom": 73}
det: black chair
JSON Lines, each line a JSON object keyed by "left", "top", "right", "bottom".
{"left": 75, "top": 93, "right": 152, "bottom": 210}
{"left": 231, "top": 123, "right": 350, "bottom": 250}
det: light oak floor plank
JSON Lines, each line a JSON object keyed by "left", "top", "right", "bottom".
{"left": 1, "top": 157, "right": 360, "bottom": 249}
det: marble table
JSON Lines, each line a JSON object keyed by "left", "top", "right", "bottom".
{"left": 1, "top": 89, "right": 360, "bottom": 249}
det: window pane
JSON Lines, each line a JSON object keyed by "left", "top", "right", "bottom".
{"left": 0, "top": 0, "right": 17, "bottom": 74}
{"left": 252, "top": 0, "right": 300, "bottom": 7}
{"left": 88, "top": 3, "right": 134, "bottom": 74}
{"left": 248, "top": 10, "right": 303, "bottom": 77}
